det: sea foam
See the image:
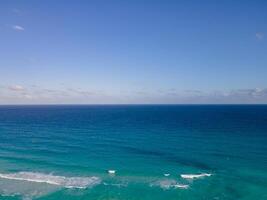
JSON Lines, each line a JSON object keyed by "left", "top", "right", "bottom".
{"left": 180, "top": 173, "right": 212, "bottom": 179}
{"left": 151, "top": 179, "right": 189, "bottom": 190}
{"left": 0, "top": 172, "right": 101, "bottom": 189}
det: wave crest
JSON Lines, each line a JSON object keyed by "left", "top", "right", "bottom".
{"left": 181, "top": 173, "right": 212, "bottom": 179}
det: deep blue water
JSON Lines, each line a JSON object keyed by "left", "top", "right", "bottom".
{"left": 0, "top": 105, "right": 266, "bottom": 200}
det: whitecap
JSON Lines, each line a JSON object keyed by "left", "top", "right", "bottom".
{"left": 173, "top": 184, "right": 189, "bottom": 189}
{"left": 108, "top": 170, "right": 116, "bottom": 175}
{"left": 180, "top": 173, "right": 212, "bottom": 179}
{"left": 163, "top": 173, "right": 170, "bottom": 177}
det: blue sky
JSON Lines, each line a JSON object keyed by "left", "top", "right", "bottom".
{"left": 0, "top": 0, "right": 266, "bottom": 104}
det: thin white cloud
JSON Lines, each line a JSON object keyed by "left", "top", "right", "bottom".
{"left": 12, "top": 25, "right": 25, "bottom": 31}
{"left": 22, "top": 94, "right": 33, "bottom": 99}
{"left": 1, "top": 86, "right": 267, "bottom": 104}
{"left": 8, "top": 85, "right": 25, "bottom": 91}
{"left": 67, "top": 88, "right": 96, "bottom": 96}
{"left": 256, "top": 32, "right": 264, "bottom": 40}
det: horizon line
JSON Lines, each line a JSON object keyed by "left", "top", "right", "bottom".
{"left": 0, "top": 103, "right": 267, "bottom": 106}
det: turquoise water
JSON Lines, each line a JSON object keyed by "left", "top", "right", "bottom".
{"left": 0, "top": 105, "right": 266, "bottom": 200}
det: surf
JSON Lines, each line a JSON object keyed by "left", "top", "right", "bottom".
{"left": 0, "top": 172, "right": 101, "bottom": 189}
{"left": 180, "top": 173, "right": 212, "bottom": 179}
{"left": 151, "top": 179, "right": 189, "bottom": 190}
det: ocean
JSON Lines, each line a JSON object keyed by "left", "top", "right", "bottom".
{"left": 0, "top": 105, "right": 266, "bottom": 200}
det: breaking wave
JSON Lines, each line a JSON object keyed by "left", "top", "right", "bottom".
{"left": 0, "top": 172, "right": 101, "bottom": 189}
{"left": 181, "top": 173, "right": 212, "bottom": 179}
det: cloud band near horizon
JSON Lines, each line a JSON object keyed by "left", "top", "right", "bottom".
{"left": 0, "top": 85, "right": 267, "bottom": 104}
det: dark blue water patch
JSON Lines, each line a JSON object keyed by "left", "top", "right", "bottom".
{"left": 119, "top": 145, "right": 214, "bottom": 170}
{"left": 1, "top": 105, "right": 267, "bottom": 133}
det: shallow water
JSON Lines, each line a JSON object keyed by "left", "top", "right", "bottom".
{"left": 0, "top": 105, "right": 266, "bottom": 199}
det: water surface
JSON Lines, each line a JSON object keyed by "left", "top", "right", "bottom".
{"left": 0, "top": 105, "right": 266, "bottom": 200}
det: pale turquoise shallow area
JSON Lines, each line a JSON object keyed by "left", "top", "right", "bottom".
{"left": 0, "top": 105, "right": 266, "bottom": 200}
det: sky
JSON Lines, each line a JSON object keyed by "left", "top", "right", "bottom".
{"left": 0, "top": 0, "right": 266, "bottom": 104}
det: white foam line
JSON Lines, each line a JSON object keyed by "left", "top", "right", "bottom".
{"left": 0, "top": 174, "right": 61, "bottom": 186}
{"left": 173, "top": 184, "right": 189, "bottom": 189}
{"left": 0, "top": 172, "right": 101, "bottom": 189}
{"left": 181, "top": 173, "right": 212, "bottom": 179}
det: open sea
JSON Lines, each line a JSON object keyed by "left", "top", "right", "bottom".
{"left": 0, "top": 105, "right": 266, "bottom": 200}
